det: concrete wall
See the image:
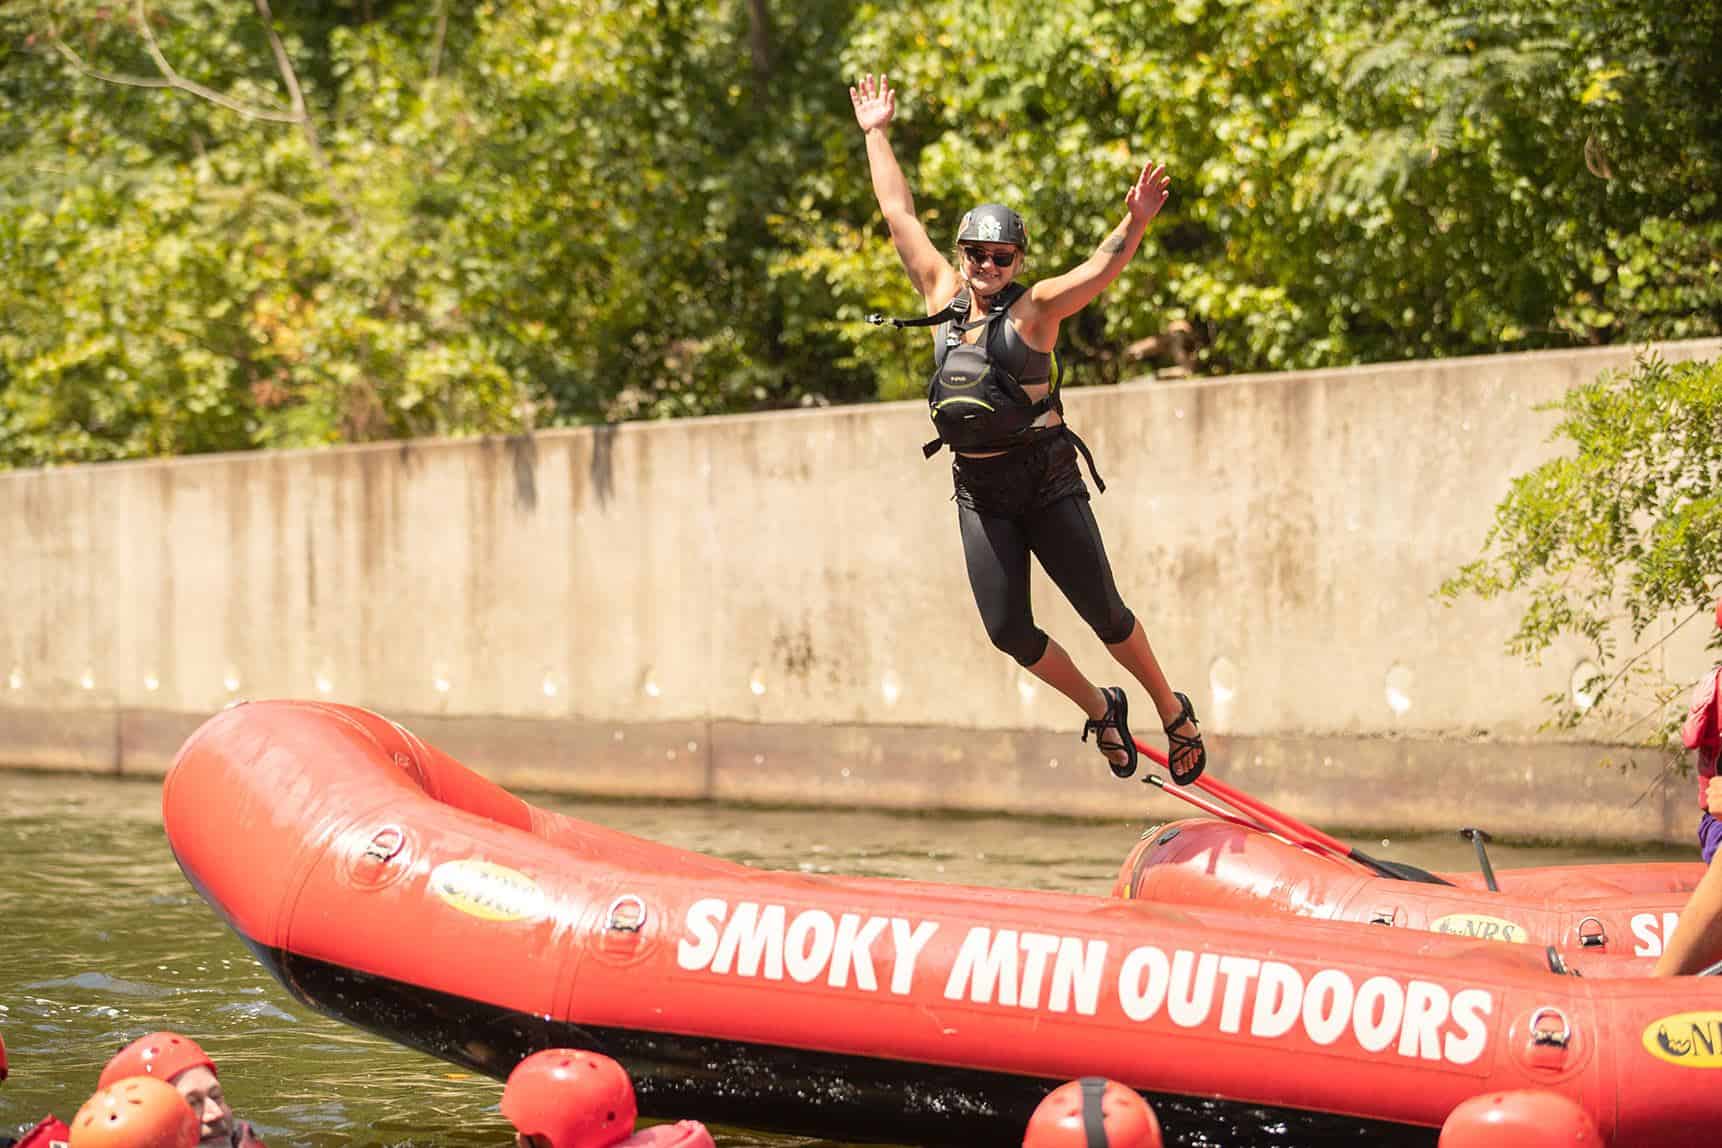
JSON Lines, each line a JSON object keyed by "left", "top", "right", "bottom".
{"left": 4, "top": 339, "right": 1719, "bottom": 841}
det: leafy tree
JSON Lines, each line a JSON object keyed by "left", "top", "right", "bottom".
{"left": 1, "top": 0, "right": 1717, "bottom": 469}
{"left": 1441, "top": 353, "right": 1722, "bottom": 747}
{"left": 0, "top": 0, "right": 529, "bottom": 466}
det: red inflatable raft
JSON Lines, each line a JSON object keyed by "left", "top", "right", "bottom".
{"left": 165, "top": 702, "right": 1722, "bottom": 1146}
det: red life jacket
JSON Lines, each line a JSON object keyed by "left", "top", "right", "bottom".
{"left": 1683, "top": 666, "right": 1722, "bottom": 808}
{"left": 3, "top": 1110, "right": 265, "bottom": 1148}
{"left": 619, "top": 1121, "right": 716, "bottom": 1148}
{"left": 12, "top": 1115, "right": 69, "bottom": 1148}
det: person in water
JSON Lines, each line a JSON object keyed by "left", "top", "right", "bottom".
{"left": 1021, "top": 1078, "right": 1162, "bottom": 1148}
{"left": 849, "top": 72, "right": 1204, "bottom": 783}
{"left": 0, "top": 1033, "right": 243, "bottom": 1148}
{"left": 502, "top": 1049, "right": 714, "bottom": 1148}
{"left": 1437, "top": 1089, "right": 1601, "bottom": 1148}
{"left": 68, "top": 1077, "right": 201, "bottom": 1148}
{"left": 96, "top": 1033, "right": 265, "bottom": 1148}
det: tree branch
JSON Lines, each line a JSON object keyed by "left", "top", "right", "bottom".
{"left": 1606, "top": 684, "right": 1689, "bottom": 745}
{"left": 50, "top": 34, "right": 170, "bottom": 90}
{"left": 1627, "top": 761, "right": 1681, "bottom": 810}
{"left": 128, "top": 0, "right": 302, "bottom": 123}
{"left": 250, "top": 0, "right": 327, "bottom": 170}
{"left": 745, "top": 0, "right": 771, "bottom": 82}
{"left": 1586, "top": 603, "right": 1709, "bottom": 710}
{"left": 428, "top": 0, "right": 448, "bottom": 80}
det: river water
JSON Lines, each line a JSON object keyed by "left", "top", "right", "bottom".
{"left": 0, "top": 770, "right": 1691, "bottom": 1147}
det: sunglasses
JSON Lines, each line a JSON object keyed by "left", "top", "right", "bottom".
{"left": 961, "top": 245, "right": 1018, "bottom": 269}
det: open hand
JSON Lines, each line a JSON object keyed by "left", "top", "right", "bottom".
{"left": 1125, "top": 161, "right": 1171, "bottom": 226}
{"left": 850, "top": 73, "right": 896, "bottom": 134}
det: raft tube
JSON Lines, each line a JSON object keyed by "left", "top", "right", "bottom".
{"left": 1114, "top": 818, "right": 1702, "bottom": 963}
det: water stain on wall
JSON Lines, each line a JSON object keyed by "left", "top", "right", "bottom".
{"left": 588, "top": 425, "right": 617, "bottom": 509}
{"left": 507, "top": 434, "right": 538, "bottom": 512}
{"left": 773, "top": 625, "right": 815, "bottom": 680}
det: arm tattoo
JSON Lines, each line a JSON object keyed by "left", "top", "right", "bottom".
{"left": 1099, "top": 234, "right": 1128, "bottom": 255}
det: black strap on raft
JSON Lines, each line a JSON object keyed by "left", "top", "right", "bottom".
{"left": 1362, "top": 855, "right": 1454, "bottom": 885}
{"left": 1080, "top": 1076, "right": 1110, "bottom": 1147}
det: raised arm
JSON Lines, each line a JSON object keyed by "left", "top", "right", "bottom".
{"left": 850, "top": 74, "right": 956, "bottom": 306}
{"left": 1027, "top": 162, "right": 1171, "bottom": 322}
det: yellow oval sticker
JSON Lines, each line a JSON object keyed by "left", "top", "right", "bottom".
{"left": 1644, "top": 1013, "right": 1722, "bottom": 1067}
{"left": 1430, "top": 913, "right": 1529, "bottom": 944}
{"left": 429, "top": 859, "right": 545, "bottom": 922}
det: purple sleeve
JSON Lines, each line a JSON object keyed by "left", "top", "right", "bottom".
{"left": 1700, "top": 813, "right": 1722, "bottom": 864}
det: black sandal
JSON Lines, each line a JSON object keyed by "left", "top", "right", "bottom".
{"left": 1164, "top": 690, "right": 1206, "bottom": 786}
{"left": 1082, "top": 686, "right": 1138, "bottom": 779}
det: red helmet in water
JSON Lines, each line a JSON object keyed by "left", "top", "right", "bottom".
{"left": 502, "top": 1049, "right": 637, "bottom": 1148}
{"left": 98, "top": 1032, "right": 217, "bottom": 1090}
{"left": 1439, "top": 1090, "right": 1602, "bottom": 1148}
{"left": 1023, "top": 1078, "right": 1163, "bottom": 1148}
{"left": 70, "top": 1076, "right": 200, "bottom": 1148}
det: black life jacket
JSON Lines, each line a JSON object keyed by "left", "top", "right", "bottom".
{"left": 918, "top": 286, "right": 1104, "bottom": 492}
{"left": 923, "top": 283, "right": 1060, "bottom": 455}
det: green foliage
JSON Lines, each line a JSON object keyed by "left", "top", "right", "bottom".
{"left": 1441, "top": 354, "right": 1722, "bottom": 733}
{"left": 0, "top": 0, "right": 1717, "bottom": 467}
{"left": 0, "top": 0, "right": 535, "bottom": 464}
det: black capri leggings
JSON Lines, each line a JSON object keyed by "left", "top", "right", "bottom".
{"left": 953, "top": 433, "right": 1136, "bottom": 666}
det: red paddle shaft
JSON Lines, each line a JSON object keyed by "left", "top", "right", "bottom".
{"left": 1132, "top": 736, "right": 1407, "bottom": 881}
{"left": 1138, "top": 772, "right": 1264, "bottom": 832}
{"left": 1131, "top": 737, "right": 1333, "bottom": 849}
{"left": 1199, "top": 775, "right": 1354, "bottom": 857}
{"left": 1135, "top": 735, "right": 1366, "bottom": 852}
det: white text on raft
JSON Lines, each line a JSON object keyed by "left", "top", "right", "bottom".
{"left": 674, "top": 899, "right": 1494, "bottom": 1065}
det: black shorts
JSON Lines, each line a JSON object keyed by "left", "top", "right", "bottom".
{"left": 951, "top": 431, "right": 1088, "bottom": 518}
{"left": 948, "top": 430, "right": 1133, "bottom": 663}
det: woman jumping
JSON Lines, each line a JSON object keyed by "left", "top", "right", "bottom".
{"left": 849, "top": 73, "right": 1205, "bottom": 784}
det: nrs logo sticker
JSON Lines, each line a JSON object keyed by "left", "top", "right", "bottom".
{"left": 430, "top": 859, "right": 545, "bottom": 922}
{"left": 1431, "top": 914, "right": 1529, "bottom": 944}
{"left": 1644, "top": 1012, "right": 1722, "bottom": 1067}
